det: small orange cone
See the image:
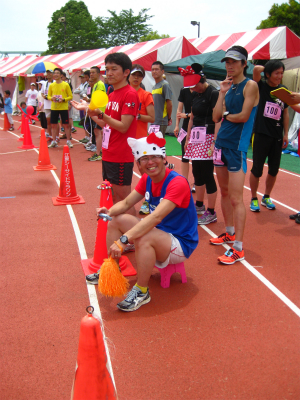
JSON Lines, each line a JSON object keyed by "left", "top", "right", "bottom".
{"left": 17, "top": 113, "right": 26, "bottom": 141}
{"left": 33, "top": 129, "right": 57, "bottom": 171}
{"left": 119, "top": 255, "right": 137, "bottom": 277}
{"left": 17, "top": 117, "right": 38, "bottom": 150}
{"left": 3, "top": 113, "right": 10, "bottom": 130}
{"left": 81, "top": 181, "right": 113, "bottom": 275}
{"left": 71, "top": 307, "right": 116, "bottom": 400}
{"left": 52, "top": 145, "right": 85, "bottom": 206}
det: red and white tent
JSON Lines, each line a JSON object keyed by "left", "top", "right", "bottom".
{"left": 189, "top": 26, "right": 300, "bottom": 60}
{"left": 0, "top": 37, "right": 200, "bottom": 77}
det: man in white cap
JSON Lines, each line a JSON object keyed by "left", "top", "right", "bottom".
{"left": 86, "top": 131, "right": 199, "bottom": 312}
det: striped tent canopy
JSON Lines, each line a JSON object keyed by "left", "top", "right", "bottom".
{"left": 0, "top": 37, "right": 200, "bottom": 77}
{"left": 189, "top": 26, "right": 300, "bottom": 61}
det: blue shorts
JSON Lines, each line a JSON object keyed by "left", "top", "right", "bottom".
{"left": 214, "top": 145, "right": 247, "bottom": 173}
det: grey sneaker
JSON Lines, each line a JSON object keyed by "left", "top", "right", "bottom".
{"left": 195, "top": 204, "right": 205, "bottom": 215}
{"left": 48, "top": 141, "right": 58, "bottom": 148}
{"left": 124, "top": 243, "right": 135, "bottom": 253}
{"left": 198, "top": 210, "right": 217, "bottom": 225}
{"left": 168, "top": 163, "right": 175, "bottom": 169}
{"left": 67, "top": 140, "right": 73, "bottom": 148}
{"left": 86, "top": 272, "right": 99, "bottom": 285}
{"left": 117, "top": 286, "right": 151, "bottom": 312}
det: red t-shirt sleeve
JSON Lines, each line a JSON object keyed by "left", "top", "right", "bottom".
{"left": 135, "top": 173, "right": 148, "bottom": 196}
{"left": 121, "top": 91, "right": 139, "bottom": 116}
{"left": 164, "top": 176, "right": 191, "bottom": 208}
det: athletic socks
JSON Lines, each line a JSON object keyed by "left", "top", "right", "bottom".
{"left": 226, "top": 226, "right": 235, "bottom": 236}
{"left": 233, "top": 241, "right": 243, "bottom": 252}
{"left": 135, "top": 283, "right": 148, "bottom": 294}
{"left": 196, "top": 201, "right": 203, "bottom": 208}
{"left": 251, "top": 197, "right": 258, "bottom": 201}
{"left": 207, "top": 208, "right": 215, "bottom": 215}
{"left": 263, "top": 194, "right": 270, "bottom": 199}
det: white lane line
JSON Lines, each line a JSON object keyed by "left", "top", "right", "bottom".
{"left": 199, "top": 225, "right": 300, "bottom": 318}
{"left": 134, "top": 166, "right": 300, "bottom": 318}
{"left": 47, "top": 160, "right": 117, "bottom": 390}
{"left": 171, "top": 156, "right": 299, "bottom": 212}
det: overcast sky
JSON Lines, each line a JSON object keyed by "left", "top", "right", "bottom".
{"left": 0, "top": 0, "right": 288, "bottom": 54}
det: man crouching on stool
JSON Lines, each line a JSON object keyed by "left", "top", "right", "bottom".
{"left": 86, "top": 132, "right": 199, "bottom": 312}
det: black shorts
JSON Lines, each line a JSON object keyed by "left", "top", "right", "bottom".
{"left": 251, "top": 133, "right": 282, "bottom": 178}
{"left": 50, "top": 110, "right": 69, "bottom": 125}
{"left": 102, "top": 161, "right": 134, "bottom": 186}
{"left": 39, "top": 112, "right": 47, "bottom": 129}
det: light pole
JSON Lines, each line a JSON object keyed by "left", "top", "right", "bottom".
{"left": 191, "top": 21, "right": 200, "bottom": 38}
{"left": 58, "top": 14, "right": 67, "bottom": 53}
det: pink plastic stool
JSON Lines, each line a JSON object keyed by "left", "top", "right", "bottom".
{"left": 155, "top": 262, "right": 187, "bottom": 288}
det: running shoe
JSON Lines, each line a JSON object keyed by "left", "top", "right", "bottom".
{"left": 86, "top": 272, "right": 99, "bottom": 285}
{"left": 45, "top": 132, "right": 51, "bottom": 138}
{"left": 9, "top": 127, "right": 14, "bottom": 131}
{"left": 218, "top": 248, "right": 245, "bottom": 265}
{"left": 295, "top": 215, "right": 300, "bottom": 224}
{"left": 261, "top": 197, "right": 276, "bottom": 210}
{"left": 117, "top": 286, "right": 151, "bottom": 312}
{"left": 195, "top": 204, "right": 205, "bottom": 215}
{"left": 139, "top": 201, "right": 149, "bottom": 215}
{"left": 88, "top": 153, "right": 102, "bottom": 161}
{"left": 48, "top": 141, "right": 58, "bottom": 148}
{"left": 198, "top": 210, "right": 217, "bottom": 225}
{"left": 79, "top": 137, "right": 90, "bottom": 143}
{"left": 32, "top": 120, "right": 35, "bottom": 125}
{"left": 250, "top": 199, "right": 260, "bottom": 212}
{"left": 88, "top": 145, "right": 97, "bottom": 152}
{"left": 67, "top": 140, "right": 73, "bottom": 148}
{"left": 209, "top": 232, "right": 235, "bottom": 245}
{"left": 289, "top": 212, "right": 300, "bottom": 220}
{"left": 60, "top": 133, "right": 67, "bottom": 139}
{"left": 168, "top": 163, "right": 175, "bottom": 169}
{"left": 124, "top": 243, "right": 135, "bottom": 253}
{"left": 71, "top": 127, "right": 77, "bottom": 133}
{"left": 61, "top": 127, "right": 65, "bottom": 132}
{"left": 191, "top": 185, "right": 196, "bottom": 193}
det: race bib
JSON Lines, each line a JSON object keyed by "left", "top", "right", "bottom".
{"left": 189, "top": 127, "right": 207, "bottom": 144}
{"left": 87, "top": 87, "right": 91, "bottom": 95}
{"left": 177, "top": 128, "right": 187, "bottom": 144}
{"left": 263, "top": 101, "right": 281, "bottom": 121}
{"left": 45, "top": 89, "right": 48, "bottom": 95}
{"left": 102, "top": 127, "right": 111, "bottom": 149}
{"left": 148, "top": 125, "right": 160, "bottom": 134}
{"left": 55, "top": 95, "right": 62, "bottom": 102}
{"left": 31, "top": 94, "right": 37, "bottom": 99}
{"left": 213, "top": 148, "right": 224, "bottom": 165}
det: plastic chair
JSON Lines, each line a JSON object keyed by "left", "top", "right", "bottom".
{"left": 155, "top": 262, "right": 187, "bottom": 288}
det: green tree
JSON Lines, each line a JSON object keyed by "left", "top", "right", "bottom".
{"left": 95, "top": 8, "right": 154, "bottom": 47}
{"left": 140, "top": 31, "right": 170, "bottom": 42}
{"left": 44, "top": 0, "right": 101, "bottom": 55}
{"left": 257, "top": 0, "right": 300, "bottom": 36}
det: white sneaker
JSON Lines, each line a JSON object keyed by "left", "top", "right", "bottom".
{"left": 67, "top": 140, "right": 73, "bottom": 148}
{"left": 48, "top": 141, "right": 58, "bottom": 148}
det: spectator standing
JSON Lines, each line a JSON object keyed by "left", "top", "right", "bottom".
{"left": 4, "top": 90, "right": 14, "bottom": 131}
{"left": 25, "top": 83, "right": 38, "bottom": 124}
{"left": 41, "top": 70, "right": 54, "bottom": 139}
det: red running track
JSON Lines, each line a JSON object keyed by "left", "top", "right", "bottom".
{"left": 0, "top": 117, "right": 299, "bottom": 400}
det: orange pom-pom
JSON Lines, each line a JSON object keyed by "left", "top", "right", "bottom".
{"left": 98, "top": 256, "right": 129, "bottom": 297}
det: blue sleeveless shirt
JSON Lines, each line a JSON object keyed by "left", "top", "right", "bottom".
{"left": 216, "top": 78, "right": 258, "bottom": 152}
{"left": 146, "top": 170, "right": 199, "bottom": 258}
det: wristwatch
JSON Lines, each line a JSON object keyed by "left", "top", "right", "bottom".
{"left": 186, "top": 113, "right": 189, "bottom": 118}
{"left": 119, "top": 235, "right": 129, "bottom": 245}
{"left": 223, "top": 111, "right": 230, "bottom": 120}
{"left": 98, "top": 111, "right": 104, "bottom": 119}
{"left": 137, "top": 114, "right": 141, "bottom": 120}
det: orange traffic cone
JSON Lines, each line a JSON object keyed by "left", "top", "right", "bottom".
{"left": 33, "top": 129, "right": 57, "bottom": 171}
{"left": 17, "top": 117, "right": 38, "bottom": 150}
{"left": 119, "top": 255, "right": 137, "bottom": 277}
{"left": 17, "top": 113, "right": 26, "bottom": 141}
{"left": 3, "top": 113, "right": 10, "bottom": 130}
{"left": 81, "top": 181, "right": 113, "bottom": 275}
{"left": 71, "top": 307, "right": 116, "bottom": 400}
{"left": 52, "top": 145, "right": 85, "bottom": 206}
